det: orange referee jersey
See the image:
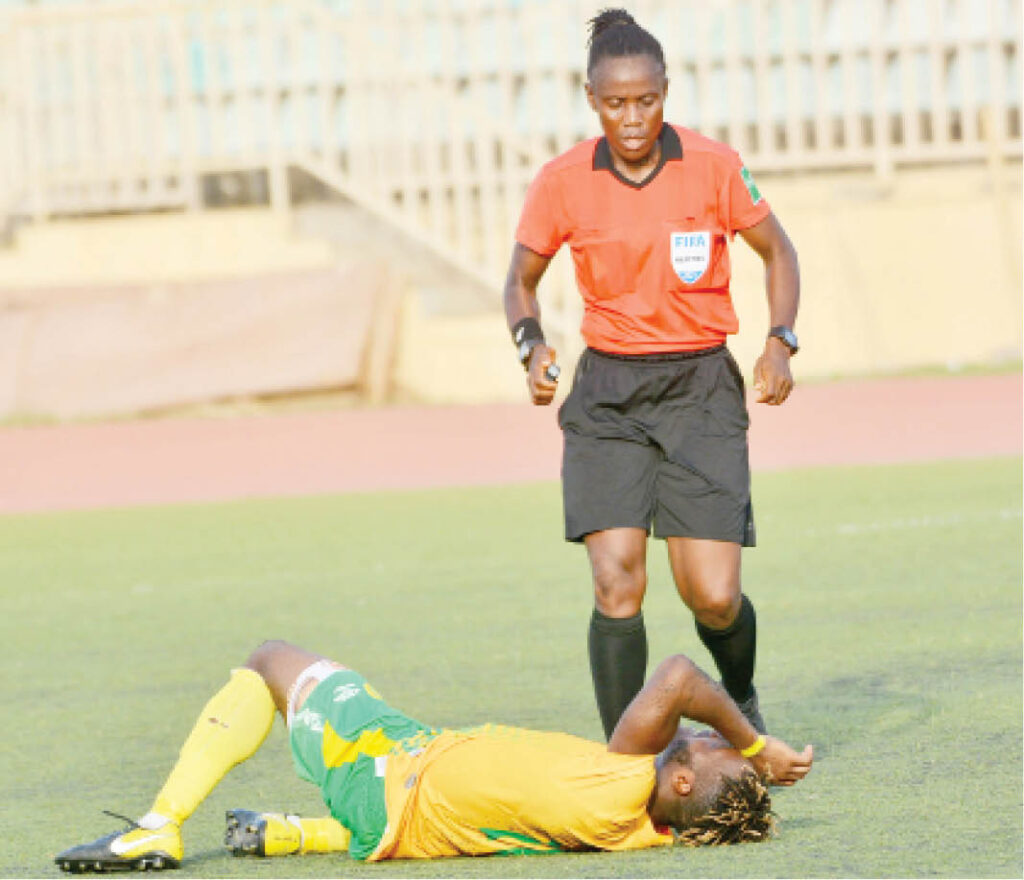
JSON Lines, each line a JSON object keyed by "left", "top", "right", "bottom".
{"left": 515, "top": 124, "right": 771, "bottom": 354}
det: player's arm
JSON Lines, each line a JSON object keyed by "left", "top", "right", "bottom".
{"left": 503, "top": 242, "right": 558, "bottom": 406}
{"left": 739, "top": 213, "right": 800, "bottom": 406}
{"left": 608, "top": 654, "right": 813, "bottom": 786}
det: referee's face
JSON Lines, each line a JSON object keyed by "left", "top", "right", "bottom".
{"left": 586, "top": 54, "right": 667, "bottom": 168}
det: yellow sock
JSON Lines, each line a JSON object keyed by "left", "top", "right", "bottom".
{"left": 298, "top": 816, "right": 351, "bottom": 853}
{"left": 150, "top": 668, "right": 275, "bottom": 826}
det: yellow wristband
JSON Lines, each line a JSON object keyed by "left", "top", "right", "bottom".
{"left": 740, "top": 735, "right": 767, "bottom": 758}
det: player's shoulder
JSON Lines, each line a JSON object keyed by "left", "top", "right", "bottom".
{"left": 671, "top": 124, "right": 743, "bottom": 166}
{"left": 536, "top": 138, "right": 601, "bottom": 180}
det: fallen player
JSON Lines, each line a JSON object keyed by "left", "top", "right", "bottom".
{"left": 56, "top": 638, "right": 812, "bottom": 870}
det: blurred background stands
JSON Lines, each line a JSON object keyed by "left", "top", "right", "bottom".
{"left": 0, "top": 0, "right": 1020, "bottom": 418}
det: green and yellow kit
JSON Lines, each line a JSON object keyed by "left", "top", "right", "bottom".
{"left": 289, "top": 670, "right": 674, "bottom": 860}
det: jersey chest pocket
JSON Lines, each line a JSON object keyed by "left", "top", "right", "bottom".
{"left": 663, "top": 221, "right": 729, "bottom": 291}
{"left": 570, "top": 228, "right": 636, "bottom": 297}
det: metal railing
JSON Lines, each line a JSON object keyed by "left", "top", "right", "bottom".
{"left": 1, "top": 0, "right": 1020, "bottom": 290}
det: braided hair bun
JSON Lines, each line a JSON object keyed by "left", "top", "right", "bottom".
{"left": 586, "top": 7, "right": 665, "bottom": 75}
{"left": 588, "top": 7, "right": 636, "bottom": 42}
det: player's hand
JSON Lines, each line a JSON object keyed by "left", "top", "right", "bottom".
{"left": 527, "top": 344, "right": 558, "bottom": 405}
{"left": 753, "top": 339, "right": 794, "bottom": 405}
{"left": 749, "top": 736, "right": 813, "bottom": 786}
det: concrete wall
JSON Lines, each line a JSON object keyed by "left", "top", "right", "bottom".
{"left": 0, "top": 209, "right": 335, "bottom": 286}
{"left": 0, "top": 266, "right": 384, "bottom": 419}
{"left": 727, "top": 162, "right": 1023, "bottom": 379}
{"left": 0, "top": 210, "right": 386, "bottom": 419}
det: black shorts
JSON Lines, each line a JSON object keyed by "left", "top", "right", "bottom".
{"left": 558, "top": 345, "right": 755, "bottom": 546}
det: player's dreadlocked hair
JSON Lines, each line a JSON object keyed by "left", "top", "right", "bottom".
{"left": 586, "top": 8, "right": 666, "bottom": 76}
{"left": 675, "top": 769, "right": 776, "bottom": 847}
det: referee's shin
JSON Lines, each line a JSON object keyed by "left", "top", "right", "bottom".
{"left": 588, "top": 609, "right": 648, "bottom": 740}
{"left": 695, "top": 593, "right": 757, "bottom": 703}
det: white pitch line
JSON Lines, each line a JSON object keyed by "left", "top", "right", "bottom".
{"left": 806, "top": 507, "right": 1021, "bottom": 538}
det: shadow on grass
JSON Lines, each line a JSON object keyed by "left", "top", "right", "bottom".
{"left": 778, "top": 671, "right": 938, "bottom": 761}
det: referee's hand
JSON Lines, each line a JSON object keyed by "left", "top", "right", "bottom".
{"left": 753, "top": 340, "right": 794, "bottom": 405}
{"left": 527, "top": 345, "right": 558, "bottom": 406}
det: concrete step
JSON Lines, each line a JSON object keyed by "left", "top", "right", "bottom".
{"left": 0, "top": 208, "right": 336, "bottom": 288}
{"left": 292, "top": 199, "right": 499, "bottom": 317}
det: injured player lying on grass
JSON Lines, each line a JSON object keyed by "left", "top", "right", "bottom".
{"left": 55, "top": 638, "right": 813, "bottom": 870}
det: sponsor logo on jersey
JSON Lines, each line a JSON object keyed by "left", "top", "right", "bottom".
{"left": 333, "top": 682, "right": 361, "bottom": 703}
{"left": 293, "top": 707, "right": 324, "bottom": 732}
{"left": 670, "top": 231, "right": 710, "bottom": 284}
{"left": 740, "top": 165, "right": 763, "bottom": 204}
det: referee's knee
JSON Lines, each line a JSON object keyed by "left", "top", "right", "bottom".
{"left": 594, "top": 592, "right": 644, "bottom": 617}
{"left": 588, "top": 542, "right": 648, "bottom": 616}
{"left": 689, "top": 588, "right": 742, "bottom": 629}
{"left": 592, "top": 576, "right": 646, "bottom": 617}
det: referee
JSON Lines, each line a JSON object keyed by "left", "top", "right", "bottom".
{"left": 503, "top": 9, "right": 800, "bottom": 740}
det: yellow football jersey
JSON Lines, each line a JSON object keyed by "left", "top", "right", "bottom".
{"left": 369, "top": 723, "right": 674, "bottom": 860}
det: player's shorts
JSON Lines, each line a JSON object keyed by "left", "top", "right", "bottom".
{"left": 558, "top": 345, "right": 755, "bottom": 546}
{"left": 288, "top": 667, "right": 438, "bottom": 860}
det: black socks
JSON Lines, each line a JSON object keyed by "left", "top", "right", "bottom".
{"left": 695, "top": 593, "right": 757, "bottom": 703}
{"left": 588, "top": 596, "right": 756, "bottom": 738}
{"left": 588, "top": 608, "right": 648, "bottom": 740}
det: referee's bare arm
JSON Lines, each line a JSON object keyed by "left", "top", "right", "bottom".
{"left": 739, "top": 213, "right": 800, "bottom": 406}
{"left": 503, "top": 243, "right": 559, "bottom": 406}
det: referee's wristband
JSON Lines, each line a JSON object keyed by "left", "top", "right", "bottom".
{"left": 511, "top": 317, "right": 546, "bottom": 369}
{"left": 740, "top": 735, "right": 767, "bottom": 758}
{"left": 511, "top": 317, "right": 545, "bottom": 347}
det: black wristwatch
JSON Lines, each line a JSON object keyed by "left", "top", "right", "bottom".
{"left": 767, "top": 325, "right": 799, "bottom": 355}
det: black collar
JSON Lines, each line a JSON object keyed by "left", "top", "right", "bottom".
{"left": 592, "top": 124, "right": 683, "bottom": 189}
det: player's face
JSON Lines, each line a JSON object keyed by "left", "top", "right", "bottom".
{"left": 586, "top": 54, "right": 667, "bottom": 167}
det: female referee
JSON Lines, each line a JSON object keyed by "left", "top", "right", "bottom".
{"left": 503, "top": 9, "right": 800, "bottom": 740}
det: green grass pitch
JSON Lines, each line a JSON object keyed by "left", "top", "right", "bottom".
{"left": 1, "top": 457, "right": 1020, "bottom": 878}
